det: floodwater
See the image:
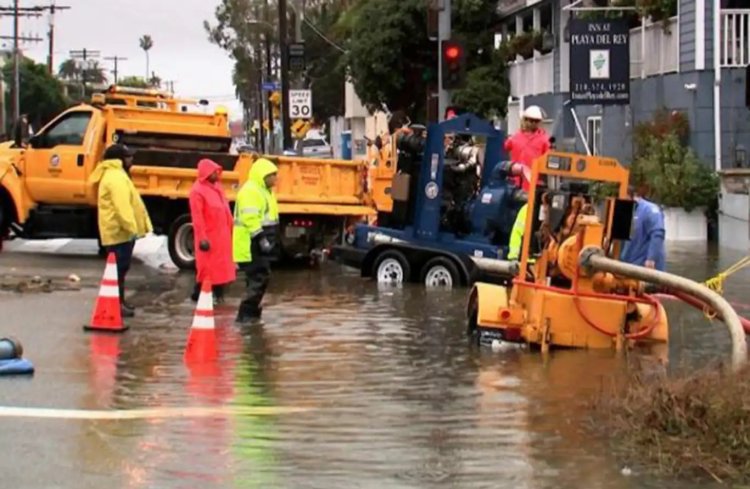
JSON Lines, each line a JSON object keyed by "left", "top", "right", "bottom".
{"left": 1, "top": 243, "right": 748, "bottom": 489}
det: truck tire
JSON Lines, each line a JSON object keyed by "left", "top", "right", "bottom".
{"left": 168, "top": 214, "right": 196, "bottom": 270}
{"left": 373, "top": 249, "right": 411, "bottom": 284}
{"left": 421, "top": 256, "right": 461, "bottom": 289}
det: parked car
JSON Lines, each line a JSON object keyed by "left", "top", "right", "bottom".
{"left": 296, "top": 135, "right": 333, "bottom": 159}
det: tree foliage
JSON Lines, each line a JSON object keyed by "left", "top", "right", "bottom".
{"left": 117, "top": 76, "right": 150, "bottom": 89}
{"left": 343, "top": 0, "right": 431, "bottom": 119}
{"left": 206, "top": 0, "right": 349, "bottom": 123}
{"left": 57, "top": 58, "right": 108, "bottom": 85}
{"left": 344, "top": 0, "right": 508, "bottom": 121}
{"left": 451, "top": 49, "right": 510, "bottom": 119}
{"left": 3, "top": 57, "right": 69, "bottom": 131}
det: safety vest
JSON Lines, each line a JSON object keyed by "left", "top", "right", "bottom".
{"left": 507, "top": 204, "right": 527, "bottom": 261}
{"left": 232, "top": 180, "right": 279, "bottom": 263}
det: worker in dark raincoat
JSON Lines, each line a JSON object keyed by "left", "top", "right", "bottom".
{"left": 189, "top": 159, "right": 236, "bottom": 303}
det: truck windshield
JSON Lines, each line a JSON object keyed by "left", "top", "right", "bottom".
{"left": 33, "top": 111, "right": 92, "bottom": 149}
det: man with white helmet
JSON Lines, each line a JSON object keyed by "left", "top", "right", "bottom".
{"left": 504, "top": 105, "right": 551, "bottom": 191}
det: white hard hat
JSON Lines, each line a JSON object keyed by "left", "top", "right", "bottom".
{"left": 523, "top": 105, "right": 544, "bottom": 121}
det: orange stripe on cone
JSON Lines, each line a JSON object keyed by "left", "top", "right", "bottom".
{"left": 184, "top": 280, "right": 217, "bottom": 364}
{"left": 84, "top": 252, "right": 127, "bottom": 333}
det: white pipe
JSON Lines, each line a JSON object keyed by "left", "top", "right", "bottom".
{"left": 570, "top": 107, "right": 591, "bottom": 155}
{"left": 713, "top": 0, "right": 722, "bottom": 172}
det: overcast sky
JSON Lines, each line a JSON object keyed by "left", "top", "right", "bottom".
{"left": 1, "top": 0, "right": 242, "bottom": 118}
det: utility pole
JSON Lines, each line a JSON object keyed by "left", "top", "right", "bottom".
{"left": 104, "top": 55, "right": 127, "bottom": 84}
{"left": 12, "top": 0, "right": 21, "bottom": 126}
{"left": 437, "top": 0, "right": 451, "bottom": 120}
{"left": 0, "top": 2, "right": 46, "bottom": 128}
{"left": 265, "top": 0, "right": 275, "bottom": 154}
{"left": 278, "top": 0, "right": 292, "bottom": 151}
{"left": 45, "top": 2, "right": 71, "bottom": 75}
{"left": 70, "top": 48, "right": 101, "bottom": 95}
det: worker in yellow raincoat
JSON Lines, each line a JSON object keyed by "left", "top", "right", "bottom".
{"left": 88, "top": 144, "right": 153, "bottom": 317}
{"left": 233, "top": 158, "right": 280, "bottom": 323}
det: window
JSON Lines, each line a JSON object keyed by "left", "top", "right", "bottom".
{"left": 586, "top": 116, "right": 602, "bottom": 156}
{"left": 33, "top": 111, "right": 92, "bottom": 149}
{"left": 302, "top": 138, "right": 327, "bottom": 148}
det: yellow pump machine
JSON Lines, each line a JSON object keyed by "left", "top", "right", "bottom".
{"left": 467, "top": 151, "right": 669, "bottom": 351}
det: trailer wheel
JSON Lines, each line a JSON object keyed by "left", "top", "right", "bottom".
{"left": 168, "top": 214, "right": 196, "bottom": 270}
{"left": 421, "top": 256, "right": 460, "bottom": 289}
{"left": 374, "top": 250, "right": 411, "bottom": 284}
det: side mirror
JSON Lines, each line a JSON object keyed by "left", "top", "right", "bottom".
{"left": 27, "top": 134, "right": 40, "bottom": 148}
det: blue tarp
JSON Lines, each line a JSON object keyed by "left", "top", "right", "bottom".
{"left": 0, "top": 358, "right": 34, "bottom": 376}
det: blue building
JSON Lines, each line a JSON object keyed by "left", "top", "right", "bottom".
{"left": 496, "top": 0, "right": 750, "bottom": 172}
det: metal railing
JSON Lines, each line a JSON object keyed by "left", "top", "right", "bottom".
{"left": 721, "top": 9, "right": 750, "bottom": 67}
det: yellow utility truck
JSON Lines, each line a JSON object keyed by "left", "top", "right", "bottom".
{"left": 0, "top": 86, "right": 374, "bottom": 269}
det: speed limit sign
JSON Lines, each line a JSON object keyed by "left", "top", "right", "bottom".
{"left": 289, "top": 89, "right": 312, "bottom": 119}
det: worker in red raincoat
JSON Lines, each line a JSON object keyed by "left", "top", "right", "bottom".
{"left": 189, "top": 159, "right": 236, "bottom": 303}
{"left": 504, "top": 105, "right": 551, "bottom": 191}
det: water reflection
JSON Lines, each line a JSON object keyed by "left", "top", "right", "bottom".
{"left": 4, "top": 244, "right": 747, "bottom": 488}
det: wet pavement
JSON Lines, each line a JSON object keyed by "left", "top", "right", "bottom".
{"left": 0, "top": 243, "right": 748, "bottom": 488}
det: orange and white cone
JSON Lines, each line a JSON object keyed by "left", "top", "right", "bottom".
{"left": 184, "top": 280, "right": 217, "bottom": 363}
{"left": 84, "top": 252, "right": 127, "bottom": 333}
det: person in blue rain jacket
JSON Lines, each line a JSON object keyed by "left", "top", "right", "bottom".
{"left": 620, "top": 186, "right": 666, "bottom": 271}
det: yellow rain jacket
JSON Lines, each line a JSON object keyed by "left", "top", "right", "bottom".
{"left": 233, "top": 158, "right": 279, "bottom": 263}
{"left": 507, "top": 204, "right": 527, "bottom": 260}
{"left": 89, "top": 159, "right": 153, "bottom": 246}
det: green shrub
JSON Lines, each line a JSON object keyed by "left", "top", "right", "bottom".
{"left": 630, "top": 134, "right": 719, "bottom": 212}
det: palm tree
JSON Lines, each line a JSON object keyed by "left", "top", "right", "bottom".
{"left": 139, "top": 35, "right": 154, "bottom": 80}
{"left": 58, "top": 59, "right": 79, "bottom": 81}
{"left": 83, "top": 61, "right": 108, "bottom": 85}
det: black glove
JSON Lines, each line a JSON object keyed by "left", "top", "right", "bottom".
{"left": 199, "top": 240, "right": 210, "bottom": 252}
{"left": 259, "top": 237, "right": 273, "bottom": 254}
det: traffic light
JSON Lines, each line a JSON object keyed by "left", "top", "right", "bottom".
{"left": 444, "top": 106, "right": 464, "bottom": 120}
{"left": 441, "top": 40, "right": 466, "bottom": 90}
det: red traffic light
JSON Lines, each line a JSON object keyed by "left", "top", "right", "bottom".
{"left": 445, "top": 45, "right": 461, "bottom": 60}
{"left": 444, "top": 106, "right": 464, "bottom": 120}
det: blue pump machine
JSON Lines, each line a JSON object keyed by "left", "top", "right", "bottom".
{"left": 339, "top": 113, "right": 523, "bottom": 274}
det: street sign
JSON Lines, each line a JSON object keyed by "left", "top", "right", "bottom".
{"left": 569, "top": 19, "right": 630, "bottom": 105}
{"left": 289, "top": 89, "right": 313, "bottom": 119}
{"left": 291, "top": 119, "right": 311, "bottom": 139}
{"left": 288, "top": 42, "right": 305, "bottom": 72}
{"left": 262, "top": 81, "right": 280, "bottom": 91}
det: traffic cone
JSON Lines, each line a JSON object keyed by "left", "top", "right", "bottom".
{"left": 184, "top": 280, "right": 217, "bottom": 363}
{"left": 84, "top": 252, "right": 127, "bottom": 333}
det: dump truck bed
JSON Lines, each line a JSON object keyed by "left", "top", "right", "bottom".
{"left": 129, "top": 151, "right": 374, "bottom": 216}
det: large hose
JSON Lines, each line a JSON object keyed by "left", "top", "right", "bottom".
{"left": 579, "top": 248, "right": 748, "bottom": 372}
{"left": 470, "top": 257, "right": 520, "bottom": 276}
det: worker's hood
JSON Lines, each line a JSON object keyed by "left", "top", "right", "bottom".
{"left": 88, "top": 159, "right": 124, "bottom": 184}
{"left": 248, "top": 158, "right": 278, "bottom": 188}
{"left": 197, "top": 158, "right": 222, "bottom": 183}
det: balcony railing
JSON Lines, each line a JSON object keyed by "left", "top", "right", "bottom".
{"left": 630, "top": 16, "right": 679, "bottom": 78}
{"left": 507, "top": 51, "right": 554, "bottom": 99}
{"left": 721, "top": 9, "right": 750, "bottom": 67}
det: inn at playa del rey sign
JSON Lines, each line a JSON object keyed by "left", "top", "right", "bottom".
{"left": 569, "top": 18, "right": 630, "bottom": 105}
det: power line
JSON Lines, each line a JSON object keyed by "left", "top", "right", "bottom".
{"left": 303, "top": 18, "right": 347, "bottom": 54}
{"left": 104, "top": 55, "right": 127, "bottom": 83}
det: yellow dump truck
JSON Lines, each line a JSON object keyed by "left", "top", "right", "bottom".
{"left": 0, "top": 85, "right": 374, "bottom": 269}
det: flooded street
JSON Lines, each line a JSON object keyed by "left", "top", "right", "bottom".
{"left": 0, "top": 243, "right": 748, "bottom": 488}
